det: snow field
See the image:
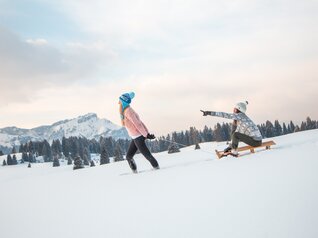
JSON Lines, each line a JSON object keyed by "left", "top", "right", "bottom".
{"left": 0, "top": 130, "right": 318, "bottom": 238}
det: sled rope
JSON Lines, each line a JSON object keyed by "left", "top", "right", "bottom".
{"left": 159, "top": 138, "right": 215, "bottom": 155}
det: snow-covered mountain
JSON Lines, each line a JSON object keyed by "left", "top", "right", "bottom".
{"left": 0, "top": 129, "right": 317, "bottom": 238}
{"left": 0, "top": 113, "right": 129, "bottom": 149}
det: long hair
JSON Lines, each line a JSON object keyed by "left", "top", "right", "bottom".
{"left": 119, "top": 102, "right": 125, "bottom": 126}
{"left": 119, "top": 102, "right": 130, "bottom": 126}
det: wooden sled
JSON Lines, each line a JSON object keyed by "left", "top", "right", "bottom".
{"left": 215, "top": 140, "right": 276, "bottom": 159}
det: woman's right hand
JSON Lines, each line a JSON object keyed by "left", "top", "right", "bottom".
{"left": 200, "top": 110, "right": 211, "bottom": 116}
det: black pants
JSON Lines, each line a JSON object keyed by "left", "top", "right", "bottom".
{"left": 126, "top": 136, "right": 159, "bottom": 171}
{"left": 232, "top": 132, "right": 262, "bottom": 149}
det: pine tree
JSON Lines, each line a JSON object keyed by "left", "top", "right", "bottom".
{"left": 12, "top": 155, "right": 18, "bottom": 165}
{"left": 33, "top": 142, "right": 40, "bottom": 157}
{"left": 289, "top": 121, "right": 296, "bottom": 133}
{"left": 67, "top": 157, "right": 73, "bottom": 165}
{"left": 7, "top": 154, "right": 13, "bottom": 165}
{"left": 0, "top": 150, "right": 4, "bottom": 156}
{"left": 294, "top": 125, "right": 300, "bottom": 132}
{"left": 62, "top": 137, "right": 70, "bottom": 158}
{"left": 52, "top": 139, "right": 62, "bottom": 160}
{"left": 2, "top": 160, "right": 7, "bottom": 166}
{"left": 83, "top": 153, "right": 90, "bottom": 166}
{"left": 42, "top": 143, "right": 48, "bottom": 162}
{"left": 158, "top": 135, "right": 169, "bottom": 151}
{"left": 190, "top": 127, "right": 201, "bottom": 146}
{"left": 22, "top": 152, "right": 28, "bottom": 162}
{"left": 287, "top": 124, "right": 292, "bottom": 134}
{"left": 114, "top": 144, "right": 124, "bottom": 162}
{"left": 83, "top": 147, "right": 90, "bottom": 166}
{"left": 214, "top": 123, "right": 223, "bottom": 142}
{"left": 28, "top": 162, "right": 31, "bottom": 168}
{"left": 274, "top": 120, "right": 283, "bottom": 136}
{"left": 305, "top": 116, "right": 316, "bottom": 130}
{"left": 282, "top": 123, "right": 288, "bottom": 135}
{"left": 168, "top": 142, "right": 180, "bottom": 154}
{"left": 28, "top": 141, "right": 34, "bottom": 153}
{"left": 300, "top": 122, "right": 306, "bottom": 131}
{"left": 91, "top": 138, "right": 101, "bottom": 154}
{"left": 53, "top": 156, "right": 60, "bottom": 167}
{"left": 70, "top": 138, "right": 79, "bottom": 159}
{"left": 150, "top": 139, "right": 160, "bottom": 153}
{"left": 105, "top": 137, "right": 115, "bottom": 157}
{"left": 28, "top": 153, "right": 35, "bottom": 163}
{"left": 19, "top": 144, "right": 24, "bottom": 154}
{"left": 195, "top": 143, "right": 201, "bottom": 150}
{"left": 90, "top": 160, "right": 96, "bottom": 167}
{"left": 265, "top": 121, "right": 275, "bottom": 138}
{"left": 203, "top": 126, "right": 213, "bottom": 142}
{"left": 100, "top": 146, "right": 110, "bottom": 165}
{"left": 42, "top": 140, "right": 52, "bottom": 162}
{"left": 73, "top": 156, "right": 84, "bottom": 170}
{"left": 221, "top": 123, "right": 231, "bottom": 141}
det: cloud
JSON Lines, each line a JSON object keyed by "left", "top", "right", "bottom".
{"left": 26, "top": 38, "right": 49, "bottom": 46}
{"left": 0, "top": 26, "right": 117, "bottom": 105}
{"left": 0, "top": 27, "right": 63, "bottom": 75}
{"left": 0, "top": 27, "right": 64, "bottom": 104}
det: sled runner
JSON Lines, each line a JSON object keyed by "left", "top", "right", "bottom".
{"left": 215, "top": 140, "right": 276, "bottom": 159}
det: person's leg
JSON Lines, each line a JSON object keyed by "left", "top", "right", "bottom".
{"left": 126, "top": 140, "right": 138, "bottom": 171}
{"left": 134, "top": 136, "right": 159, "bottom": 168}
{"left": 232, "top": 132, "right": 262, "bottom": 150}
{"left": 223, "top": 124, "right": 237, "bottom": 152}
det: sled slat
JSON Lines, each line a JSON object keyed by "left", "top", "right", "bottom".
{"left": 237, "top": 140, "right": 276, "bottom": 152}
{"left": 215, "top": 141, "right": 276, "bottom": 159}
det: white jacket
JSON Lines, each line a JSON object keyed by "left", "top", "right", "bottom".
{"left": 209, "top": 111, "right": 262, "bottom": 141}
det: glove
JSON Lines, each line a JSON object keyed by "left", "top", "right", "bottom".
{"left": 200, "top": 110, "right": 211, "bottom": 116}
{"left": 146, "top": 133, "right": 156, "bottom": 140}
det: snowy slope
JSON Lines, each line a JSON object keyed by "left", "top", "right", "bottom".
{"left": 0, "top": 113, "right": 128, "bottom": 149}
{"left": 0, "top": 130, "right": 318, "bottom": 238}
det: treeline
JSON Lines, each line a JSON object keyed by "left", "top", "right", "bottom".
{"left": 146, "top": 116, "right": 318, "bottom": 153}
{"left": 15, "top": 136, "right": 131, "bottom": 163}
{"left": 1, "top": 117, "right": 317, "bottom": 167}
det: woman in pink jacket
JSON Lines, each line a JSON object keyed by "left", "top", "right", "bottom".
{"left": 119, "top": 92, "right": 159, "bottom": 173}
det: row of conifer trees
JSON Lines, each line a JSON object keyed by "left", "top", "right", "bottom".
{"left": 2, "top": 117, "right": 317, "bottom": 167}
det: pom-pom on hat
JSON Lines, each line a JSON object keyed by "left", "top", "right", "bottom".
{"left": 235, "top": 101, "right": 248, "bottom": 113}
{"left": 119, "top": 92, "right": 135, "bottom": 104}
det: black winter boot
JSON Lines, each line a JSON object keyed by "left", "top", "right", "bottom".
{"left": 223, "top": 145, "right": 232, "bottom": 153}
{"left": 127, "top": 158, "right": 137, "bottom": 173}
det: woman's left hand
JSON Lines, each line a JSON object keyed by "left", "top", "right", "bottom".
{"left": 146, "top": 133, "right": 156, "bottom": 140}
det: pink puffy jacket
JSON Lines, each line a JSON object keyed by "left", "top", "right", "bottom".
{"left": 123, "top": 107, "right": 149, "bottom": 138}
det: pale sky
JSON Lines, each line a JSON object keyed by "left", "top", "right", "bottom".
{"left": 0, "top": 0, "right": 317, "bottom": 135}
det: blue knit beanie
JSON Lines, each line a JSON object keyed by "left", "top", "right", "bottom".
{"left": 119, "top": 92, "right": 135, "bottom": 110}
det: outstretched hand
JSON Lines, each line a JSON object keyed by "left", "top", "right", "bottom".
{"left": 200, "top": 110, "right": 211, "bottom": 116}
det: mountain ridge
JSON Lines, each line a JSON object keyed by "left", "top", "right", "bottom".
{"left": 0, "top": 113, "right": 129, "bottom": 151}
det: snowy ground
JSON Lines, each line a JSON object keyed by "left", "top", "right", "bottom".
{"left": 1, "top": 130, "right": 318, "bottom": 238}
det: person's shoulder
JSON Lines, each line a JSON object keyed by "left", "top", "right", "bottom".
{"left": 237, "top": 112, "right": 248, "bottom": 118}
{"left": 239, "top": 112, "right": 252, "bottom": 120}
{"left": 124, "top": 106, "right": 134, "bottom": 115}
{"left": 126, "top": 106, "right": 134, "bottom": 112}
